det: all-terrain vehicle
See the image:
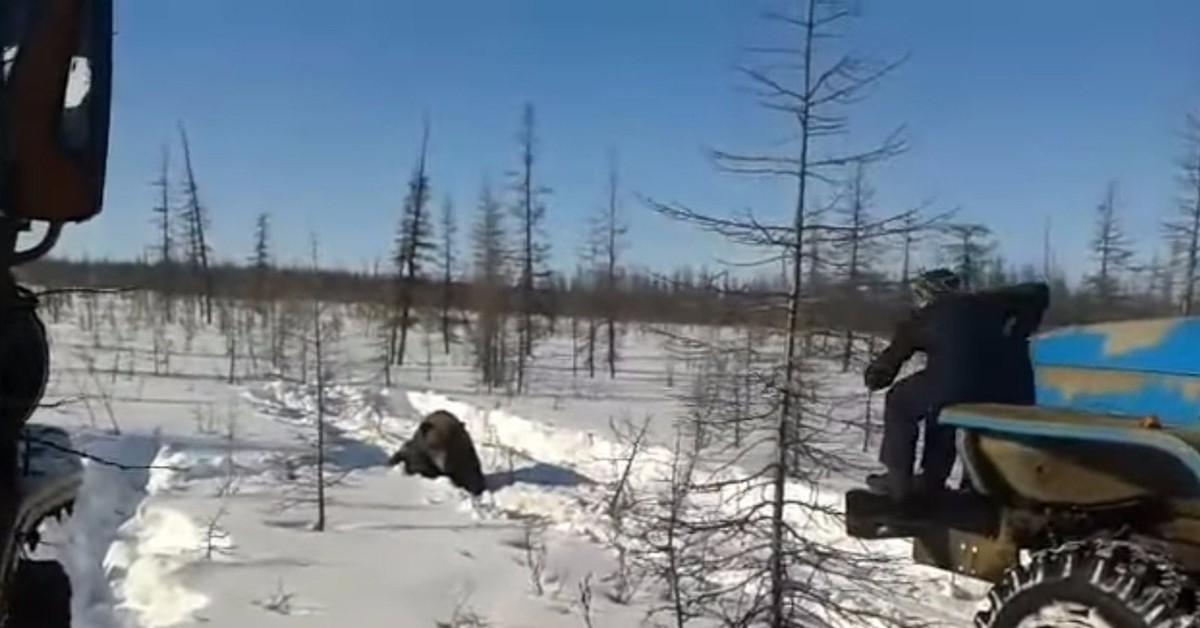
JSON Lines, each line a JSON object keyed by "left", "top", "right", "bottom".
{"left": 846, "top": 317, "right": 1200, "bottom": 627}
{"left": 0, "top": 0, "right": 113, "bottom": 626}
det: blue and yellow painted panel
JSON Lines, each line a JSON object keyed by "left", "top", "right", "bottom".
{"left": 1030, "top": 317, "right": 1200, "bottom": 426}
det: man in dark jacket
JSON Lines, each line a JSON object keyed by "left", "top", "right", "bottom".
{"left": 981, "top": 282, "right": 1051, "bottom": 404}
{"left": 862, "top": 269, "right": 1050, "bottom": 504}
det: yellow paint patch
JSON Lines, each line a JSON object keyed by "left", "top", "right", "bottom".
{"left": 1100, "top": 319, "right": 1180, "bottom": 355}
{"left": 1182, "top": 379, "right": 1200, "bottom": 402}
{"left": 1037, "top": 365, "right": 1200, "bottom": 408}
{"left": 1038, "top": 318, "right": 1181, "bottom": 356}
{"left": 1038, "top": 367, "right": 1147, "bottom": 401}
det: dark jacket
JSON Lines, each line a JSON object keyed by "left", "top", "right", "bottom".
{"left": 977, "top": 282, "right": 1050, "bottom": 404}
{"left": 865, "top": 282, "right": 1050, "bottom": 406}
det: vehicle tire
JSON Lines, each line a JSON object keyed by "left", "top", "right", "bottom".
{"left": 976, "top": 539, "right": 1198, "bottom": 628}
{"left": 3, "top": 559, "right": 70, "bottom": 628}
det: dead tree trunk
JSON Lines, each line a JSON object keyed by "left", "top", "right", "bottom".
{"left": 511, "top": 103, "right": 550, "bottom": 394}
{"left": 1168, "top": 113, "right": 1200, "bottom": 314}
{"left": 393, "top": 116, "right": 434, "bottom": 366}
{"left": 311, "top": 235, "right": 327, "bottom": 533}
{"left": 602, "top": 151, "right": 626, "bottom": 379}
{"left": 152, "top": 145, "right": 175, "bottom": 324}
{"left": 177, "top": 123, "right": 214, "bottom": 325}
{"left": 439, "top": 195, "right": 457, "bottom": 353}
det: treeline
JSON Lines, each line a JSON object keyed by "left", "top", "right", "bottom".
{"left": 16, "top": 104, "right": 1198, "bottom": 352}
{"left": 19, "top": 256, "right": 897, "bottom": 329}
{"left": 16, "top": 243, "right": 1184, "bottom": 339}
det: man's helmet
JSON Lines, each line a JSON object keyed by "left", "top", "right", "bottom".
{"left": 911, "top": 268, "right": 961, "bottom": 308}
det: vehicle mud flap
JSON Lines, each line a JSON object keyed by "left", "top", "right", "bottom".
{"left": 912, "top": 525, "right": 1017, "bottom": 584}
{"left": 846, "top": 487, "right": 1017, "bottom": 581}
{"left": 844, "top": 489, "right": 926, "bottom": 539}
{"left": 845, "top": 488, "right": 1001, "bottom": 535}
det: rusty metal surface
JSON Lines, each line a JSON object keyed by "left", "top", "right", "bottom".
{"left": 912, "top": 526, "right": 1017, "bottom": 584}
{"left": 942, "top": 404, "right": 1200, "bottom": 502}
{"left": 973, "top": 433, "right": 1181, "bottom": 505}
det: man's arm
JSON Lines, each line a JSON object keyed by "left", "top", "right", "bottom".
{"left": 1008, "top": 282, "right": 1050, "bottom": 338}
{"left": 980, "top": 282, "right": 1051, "bottom": 339}
{"left": 864, "top": 314, "right": 920, "bottom": 391}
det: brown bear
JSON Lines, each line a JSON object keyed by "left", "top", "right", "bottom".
{"left": 387, "top": 410, "right": 487, "bottom": 496}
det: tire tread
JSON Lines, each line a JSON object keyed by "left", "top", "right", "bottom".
{"left": 975, "top": 539, "right": 1199, "bottom": 628}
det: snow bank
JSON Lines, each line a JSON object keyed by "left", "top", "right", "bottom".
{"left": 59, "top": 435, "right": 227, "bottom": 628}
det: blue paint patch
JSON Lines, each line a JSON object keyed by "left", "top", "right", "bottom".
{"left": 1028, "top": 317, "right": 1200, "bottom": 425}
{"left": 1034, "top": 374, "right": 1200, "bottom": 426}
{"left": 1033, "top": 317, "right": 1200, "bottom": 376}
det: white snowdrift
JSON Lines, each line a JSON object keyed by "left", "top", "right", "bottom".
{"left": 61, "top": 438, "right": 224, "bottom": 628}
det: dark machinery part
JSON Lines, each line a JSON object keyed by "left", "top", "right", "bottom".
{"left": 0, "top": 1, "right": 112, "bottom": 625}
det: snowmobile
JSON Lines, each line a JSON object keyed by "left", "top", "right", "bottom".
{"left": 845, "top": 317, "right": 1200, "bottom": 627}
{"left": 0, "top": 0, "right": 113, "bottom": 626}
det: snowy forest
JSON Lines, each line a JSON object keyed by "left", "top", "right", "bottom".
{"left": 22, "top": 105, "right": 1200, "bottom": 348}
{"left": 9, "top": 1, "right": 1200, "bottom": 628}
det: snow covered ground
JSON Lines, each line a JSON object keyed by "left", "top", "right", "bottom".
{"left": 25, "top": 294, "right": 987, "bottom": 627}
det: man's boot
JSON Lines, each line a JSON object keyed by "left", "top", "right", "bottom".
{"left": 913, "top": 473, "right": 947, "bottom": 497}
{"left": 865, "top": 470, "right": 915, "bottom": 504}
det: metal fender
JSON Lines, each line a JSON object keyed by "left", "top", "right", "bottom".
{"left": 943, "top": 405, "right": 1200, "bottom": 506}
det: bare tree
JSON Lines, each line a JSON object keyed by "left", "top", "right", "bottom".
{"left": 438, "top": 195, "right": 457, "bottom": 353}
{"left": 644, "top": 1, "right": 921, "bottom": 625}
{"left": 570, "top": 280, "right": 581, "bottom": 378}
{"left": 594, "top": 150, "right": 627, "bottom": 378}
{"left": 219, "top": 300, "right": 239, "bottom": 384}
{"left": 1135, "top": 250, "right": 1174, "bottom": 309}
{"left": 896, "top": 206, "right": 936, "bottom": 298}
{"left": 150, "top": 144, "right": 175, "bottom": 323}
{"left": 471, "top": 180, "right": 510, "bottom": 392}
{"left": 1164, "top": 237, "right": 1184, "bottom": 308}
{"left": 1086, "top": 180, "right": 1134, "bottom": 309}
{"left": 940, "top": 222, "right": 993, "bottom": 289}
{"left": 509, "top": 103, "right": 552, "bottom": 393}
{"left": 243, "top": 213, "right": 274, "bottom": 376}
{"left": 1042, "top": 215, "right": 1055, "bottom": 280}
{"left": 580, "top": 241, "right": 600, "bottom": 379}
{"left": 804, "top": 200, "right": 833, "bottom": 303}
{"left": 375, "top": 306, "right": 394, "bottom": 388}
{"left": 250, "top": 212, "right": 273, "bottom": 324}
{"left": 575, "top": 573, "right": 596, "bottom": 628}
{"left": 597, "top": 414, "right": 652, "bottom": 605}
{"left": 274, "top": 295, "right": 302, "bottom": 380}
{"left": 177, "top": 122, "right": 215, "bottom": 324}
{"left": 310, "top": 233, "right": 328, "bottom": 532}
{"left": 1166, "top": 112, "right": 1200, "bottom": 314}
{"left": 829, "top": 160, "right": 882, "bottom": 371}
{"left": 635, "top": 427, "right": 703, "bottom": 628}
{"left": 982, "top": 252, "right": 1012, "bottom": 288}
{"left": 391, "top": 115, "right": 435, "bottom": 367}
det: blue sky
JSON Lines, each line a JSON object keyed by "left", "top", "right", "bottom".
{"left": 52, "top": 0, "right": 1200, "bottom": 282}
